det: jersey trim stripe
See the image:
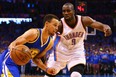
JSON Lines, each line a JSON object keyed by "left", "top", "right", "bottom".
{"left": 53, "top": 36, "right": 61, "bottom": 61}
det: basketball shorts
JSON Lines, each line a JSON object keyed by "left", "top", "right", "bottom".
{"left": 0, "top": 49, "right": 20, "bottom": 77}
{"left": 46, "top": 49, "right": 86, "bottom": 74}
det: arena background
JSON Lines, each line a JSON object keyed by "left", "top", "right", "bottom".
{"left": 0, "top": 0, "right": 116, "bottom": 77}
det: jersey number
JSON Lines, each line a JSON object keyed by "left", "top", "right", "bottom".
{"left": 72, "top": 39, "right": 76, "bottom": 45}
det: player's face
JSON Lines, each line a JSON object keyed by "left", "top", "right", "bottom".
{"left": 62, "top": 5, "right": 74, "bottom": 20}
{"left": 47, "top": 18, "right": 59, "bottom": 36}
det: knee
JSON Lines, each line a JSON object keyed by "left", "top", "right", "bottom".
{"left": 70, "top": 64, "right": 85, "bottom": 75}
{"left": 71, "top": 72, "right": 82, "bottom": 77}
{"left": 44, "top": 74, "right": 56, "bottom": 77}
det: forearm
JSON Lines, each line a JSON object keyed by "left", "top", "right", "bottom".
{"left": 32, "top": 58, "right": 47, "bottom": 72}
{"left": 82, "top": 16, "right": 111, "bottom": 33}
{"left": 8, "top": 36, "right": 28, "bottom": 51}
{"left": 90, "top": 21, "right": 112, "bottom": 36}
{"left": 33, "top": 57, "right": 57, "bottom": 75}
{"left": 90, "top": 21, "right": 107, "bottom": 32}
{"left": 11, "top": 37, "right": 27, "bottom": 45}
{"left": 9, "top": 29, "right": 38, "bottom": 46}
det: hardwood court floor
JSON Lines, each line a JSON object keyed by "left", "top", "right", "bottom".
{"left": 21, "top": 74, "right": 70, "bottom": 77}
{"left": 21, "top": 74, "right": 44, "bottom": 77}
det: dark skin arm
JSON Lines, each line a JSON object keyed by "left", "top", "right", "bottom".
{"left": 57, "top": 16, "right": 112, "bottom": 36}
{"left": 82, "top": 16, "right": 112, "bottom": 37}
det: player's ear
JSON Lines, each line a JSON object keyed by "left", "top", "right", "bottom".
{"left": 45, "top": 21, "right": 49, "bottom": 27}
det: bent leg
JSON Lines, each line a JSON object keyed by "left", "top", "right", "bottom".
{"left": 70, "top": 64, "right": 85, "bottom": 77}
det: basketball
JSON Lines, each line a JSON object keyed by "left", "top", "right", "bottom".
{"left": 10, "top": 45, "right": 31, "bottom": 65}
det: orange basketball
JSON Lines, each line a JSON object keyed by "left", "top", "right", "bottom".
{"left": 10, "top": 45, "right": 31, "bottom": 65}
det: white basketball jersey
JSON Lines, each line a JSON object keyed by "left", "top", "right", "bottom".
{"left": 56, "top": 15, "right": 86, "bottom": 55}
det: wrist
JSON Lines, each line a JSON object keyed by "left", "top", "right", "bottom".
{"left": 45, "top": 67, "right": 49, "bottom": 72}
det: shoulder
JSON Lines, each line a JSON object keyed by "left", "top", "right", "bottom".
{"left": 81, "top": 16, "right": 96, "bottom": 27}
{"left": 28, "top": 28, "right": 39, "bottom": 33}
{"left": 82, "top": 16, "right": 94, "bottom": 22}
{"left": 57, "top": 21, "right": 63, "bottom": 34}
{"left": 27, "top": 28, "right": 40, "bottom": 36}
{"left": 25, "top": 28, "right": 40, "bottom": 43}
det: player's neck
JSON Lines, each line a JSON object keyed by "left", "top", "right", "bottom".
{"left": 65, "top": 16, "right": 77, "bottom": 28}
{"left": 65, "top": 16, "right": 76, "bottom": 23}
{"left": 42, "top": 28, "right": 49, "bottom": 37}
{"left": 41, "top": 28, "right": 49, "bottom": 44}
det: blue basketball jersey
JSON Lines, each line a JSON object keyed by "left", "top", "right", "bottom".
{"left": 27, "top": 29, "right": 53, "bottom": 58}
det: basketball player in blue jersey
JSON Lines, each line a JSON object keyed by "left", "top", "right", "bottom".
{"left": 0, "top": 14, "right": 60, "bottom": 77}
{"left": 45, "top": 3, "right": 112, "bottom": 77}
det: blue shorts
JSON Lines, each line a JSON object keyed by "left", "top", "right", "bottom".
{"left": 0, "top": 49, "right": 20, "bottom": 77}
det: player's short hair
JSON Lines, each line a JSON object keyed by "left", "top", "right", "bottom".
{"left": 43, "top": 14, "right": 59, "bottom": 25}
{"left": 63, "top": 3, "right": 74, "bottom": 10}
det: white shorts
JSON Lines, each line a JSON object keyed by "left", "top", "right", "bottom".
{"left": 47, "top": 49, "right": 86, "bottom": 74}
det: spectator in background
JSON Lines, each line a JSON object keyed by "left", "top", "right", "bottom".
{"left": 91, "top": 51, "right": 100, "bottom": 75}
{"left": 100, "top": 50, "right": 109, "bottom": 76}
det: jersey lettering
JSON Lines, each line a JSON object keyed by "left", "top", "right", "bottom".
{"left": 63, "top": 32, "right": 84, "bottom": 40}
{"left": 30, "top": 48, "right": 40, "bottom": 58}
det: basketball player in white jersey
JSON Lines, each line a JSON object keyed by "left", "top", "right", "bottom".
{"left": 45, "top": 3, "right": 112, "bottom": 77}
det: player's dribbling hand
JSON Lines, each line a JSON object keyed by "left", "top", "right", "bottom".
{"left": 8, "top": 42, "right": 16, "bottom": 58}
{"left": 9, "top": 42, "right": 16, "bottom": 51}
{"left": 46, "top": 67, "right": 57, "bottom": 75}
{"left": 103, "top": 25, "right": 112, "bottom": 37}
